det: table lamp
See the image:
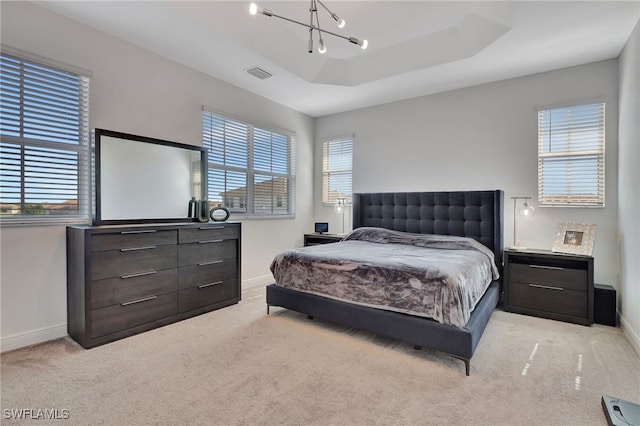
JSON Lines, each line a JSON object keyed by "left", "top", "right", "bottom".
{"left": 511, "top": 196, "right": 536, "bottom": 249}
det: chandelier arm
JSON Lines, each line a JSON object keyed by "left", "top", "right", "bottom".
{"left": 314, "top": 0, "right": 324, "bottom": 39}
{"left": 308, "top": 0, "right": 314, "bottom": 53}
{"left": 316, "top": 0, "right": 341, "bottom": 24}
{"left": 310, "top": 0, "right": 315, "bottom": 31}
{"left": 316, "top": 0, "right": 332, "bottom": 15}
{"left": 264, "top": 12, "right": 357, "bottom": 43}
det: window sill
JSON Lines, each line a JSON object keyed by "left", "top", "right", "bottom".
{"left": 0, "top": 217, "right": 91, "bottom": 227}
{"left": 230, "top": 214, "right": 296, "bottom": 220}
{"left": 539, "top": 204, "right": 605, "bottom": 208}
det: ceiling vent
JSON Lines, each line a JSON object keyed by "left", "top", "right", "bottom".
{"left": 246, "top": 66, "right": 273, "bottom": 80}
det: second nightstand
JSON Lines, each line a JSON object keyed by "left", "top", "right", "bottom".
{"left": 304, "top": 233, "right": 343, "bottom": 246}
{"left": 504, "top": 248, "right": 594, "bottom": 325}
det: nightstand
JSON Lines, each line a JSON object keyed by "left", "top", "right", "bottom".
{"left": 304, "top": 233, "right": 343, "bottom": 246}
{"left": 504, "top": 248, "right": 594, "bottom": 325}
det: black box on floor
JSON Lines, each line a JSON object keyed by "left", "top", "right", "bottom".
{"left": 594, "top": 284, "right": 616, "bottom": 326}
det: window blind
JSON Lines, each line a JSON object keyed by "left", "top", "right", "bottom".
{"left": 202, "top": 110, "right": 295, "bottom": 216}
{"left": 537, "top": 103, "right": 605, "bottom": 207}
{"left": 322, "top": 136, "right": 353, "bottom": 205}
{"left": 0, "top": 53, "right": 90, "bottom": 224}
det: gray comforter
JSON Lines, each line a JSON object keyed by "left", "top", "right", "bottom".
{"left": 270, "top": 227, "right": 499, "bottom": 327}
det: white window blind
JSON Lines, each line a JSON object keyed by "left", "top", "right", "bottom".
{"left": 537, "top": 103, "right": 605, "bottom": 207}
{"left": 322, "top": 136, "right": 353, "bottom": 205}
{"left": 202, "top": 110, "right": 295, "bottom": 216}
{"left": 0, "top": 52, "right": 90, "bottom": 224}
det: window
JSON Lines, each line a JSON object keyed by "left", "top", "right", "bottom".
{"left": 322, "top": 135, "right": 353, "bottom": 205}
{"left": 202, "top": 109, "right": 295, "bottom": 217}
{"left": 537, "top": 102, "right": 605, "bottom": 207}
{"left": 0, "top": 52, "right": 90, "bottom": 225}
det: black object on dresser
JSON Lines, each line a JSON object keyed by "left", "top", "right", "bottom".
{"left": 504, "top": 248, "right": 594, "bottom": 325}
{"left": 67, "top": 222, "right": 241, "bottom": 348}
{"left": 303, "top": 233, "right": 343, "bottom": 246}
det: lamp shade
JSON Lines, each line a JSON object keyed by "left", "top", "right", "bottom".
{"left": 518, "top": 200, "right": 536, "bottom": 219}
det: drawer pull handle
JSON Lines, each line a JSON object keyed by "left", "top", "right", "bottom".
{"left": 529, "top": 265, "right": 564, "bottom": 271}
{"left": 529, "top": 284, "right": 564, "bottom": 291}
{"left": 120, "top": 230, "right": 157, "bottom": 234}
{"left": 120, "top": 245, "right": 157, "bottom": 252}
{"left": 121, "top": 295, "right": 157, "bottom": 306}
{"left": 121, "top": 271, "right": 157, "bottom": 279}
{"left": 199, "top": 226, "right": 224, "bottom": 230}
{"left": 198, "top": 281, "right": 223, "bottom": 289}
{"left": 198, "top": 260, "right": 223, "bottom": 266}
{"left": 198, "top": 239, "right": 223, "bottom": 244}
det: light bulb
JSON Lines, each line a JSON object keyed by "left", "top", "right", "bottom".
{"left": 330, "top": 12, "right": 345, "bottom": 29}
{"left": 519, "top": 201, "right": 536, "bottom": 220}
{"left": 249, "top": 3, "right": 258, "bottom": 15}
{"left": 318, "top": 39, "right": 326, "bottom": 54}
{"left": 361, "top": 39, "right": 368, "bottom": 50}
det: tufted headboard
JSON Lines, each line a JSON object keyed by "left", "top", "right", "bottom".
{"left": 352, "top": 190, "right": 504, "bottom": 271}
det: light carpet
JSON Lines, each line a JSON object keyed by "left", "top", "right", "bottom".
{"left": 2, "top": 285, "right": 639, "bottom": 425}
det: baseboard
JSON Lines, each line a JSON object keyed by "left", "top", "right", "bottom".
{"left": 1, "top": 323, "right": 67, "bottom": 353}
{"left": 620, "top": 313, "right": 640, "bottom": 357}
{"left": 1, "top": 277, "right": 273, "bottom": 353}
{"left": 242, "top": 274, "right": 273, "bottom": 289}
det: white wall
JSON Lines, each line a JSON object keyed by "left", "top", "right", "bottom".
{"left": 618, "top": 21, "right": 640, "bottom": 354}
{"left": 315, "top": 60, "right": 621, "bottom": 310}
{"left": 0, "top": 2, "right": 314, "bottom": 351}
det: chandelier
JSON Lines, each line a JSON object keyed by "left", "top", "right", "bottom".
{"left": 249, "top": 1, "right": 368, "bottom": 54}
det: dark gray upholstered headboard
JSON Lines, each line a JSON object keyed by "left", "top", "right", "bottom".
{"left": 352, "top": 190, "right": 504, "bottom": 271}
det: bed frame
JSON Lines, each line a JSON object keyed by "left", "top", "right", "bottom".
{"left": 266, "top": 190, "right": 504, "bottom": 375}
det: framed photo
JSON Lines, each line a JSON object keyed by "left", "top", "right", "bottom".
{"left": 552, "top": 223, "right": 596, "bottom": 256}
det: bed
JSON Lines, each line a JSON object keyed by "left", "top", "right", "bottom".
{"left": 266, "top": 190, "right": 504, "bottom": 375}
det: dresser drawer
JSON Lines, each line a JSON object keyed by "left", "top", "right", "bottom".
{"left": 179, "top": 225, "right": 239, "bottom": 244}
{"left": 91, "top": 229, "right": 177, "bottom": 252}
{"left": 91, "top": 292, "right": 177, "bottom": 338}
{"left": 178, "top": 259, "right": 238, "bottom": 290}
{"left": 509, "top": 263, "right": 588, "bottom": 292}
{"left": 91, "top": 268, "right": 178, "bottom": 309}
{"left": 509, "top": 282, "right": 588, "bottom": 318}
{"left": 178, "top": 239, "right": 237, "bottom": 267}
{"left": 178, "top": 278, "right": 239, "bottom": 313}
{"left": 91, "top": 245, "right": 177, "bottom": 281}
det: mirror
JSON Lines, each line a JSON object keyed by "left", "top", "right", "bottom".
{"left": 94, "top": 129, "right": 207, "bottom": 225}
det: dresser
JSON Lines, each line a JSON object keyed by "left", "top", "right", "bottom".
{"left": 503, "top": 248, "right": 593, "bottom": 325}
{"left": 67, "top": 222, "right": 241, "bottom": 348}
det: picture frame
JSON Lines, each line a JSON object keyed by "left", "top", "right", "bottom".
{"left": 552, "top": 223, "right": 597, "bottom": 256}
{"left": 314, "top": 222, "right": 329, "bottom": 234}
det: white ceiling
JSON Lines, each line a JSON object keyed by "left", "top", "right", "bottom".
{"left": 34, "top": 1, "right": 640, "bottom": 117}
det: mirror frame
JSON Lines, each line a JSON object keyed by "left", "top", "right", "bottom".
{"left": 94, "top": 128, "right": 208, "bottom": 225}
